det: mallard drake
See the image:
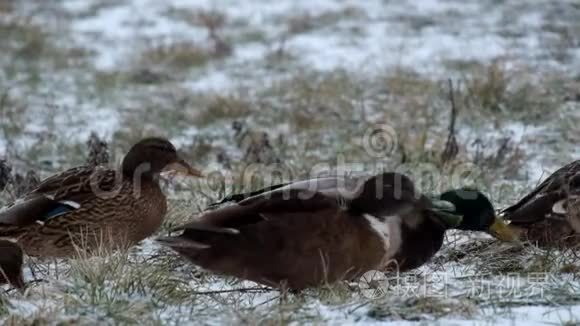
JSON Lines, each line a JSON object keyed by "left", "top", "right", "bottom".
{"left": 500, "top": 160, "right": 580, "bottom": 247}
{"left": 0, "top": 138, "right": 202, "bottom": 258}
{"left": 159, "top": 172, "right": 515, "bottom": 290}
{"left": 0, "top": 240, "right": 24, "bottom": 290}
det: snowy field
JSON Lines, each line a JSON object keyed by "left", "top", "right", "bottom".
{"left": 1, "top": 0, "right": 580, "bottom": 324}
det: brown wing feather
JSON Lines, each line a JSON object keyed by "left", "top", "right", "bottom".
{"left": 176, "top": 189, "right": 336, "bottom": 233}
{"left": 163, "top": 204, "right": 384, "bottom": 289}
{"left": 175, "top": 172, "right": 419, "bottom": 236}
{"left": 0, "top": 166, "right": 120, "bottom": 227}
{"left": 208, "top": 182, "right": 290, "bottom": 207}
{"left": 502, "top": 161, "right": 580, "bottom": 224}
{"left": 31, "top": 166, "right": 120, "bottom": 202}
{"left": 211, "top": 175, "right": 367, "bottom": 209}
{"left": 0, "top": 196, "right": 59, "bottom": 226}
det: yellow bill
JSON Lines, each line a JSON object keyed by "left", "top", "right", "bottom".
{"left": 488, "top": 216, "right": 519, "bottom": 242}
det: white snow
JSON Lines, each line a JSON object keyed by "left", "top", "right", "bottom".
{"left": 50, "top": 0, "right": 580, "bottom": 82}
{"left": 2, "top": 0, "right": 580, "bottom": 324}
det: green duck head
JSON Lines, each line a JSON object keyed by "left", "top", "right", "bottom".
{"left": 434, "top": 188, "right": 516, "bottom": 241}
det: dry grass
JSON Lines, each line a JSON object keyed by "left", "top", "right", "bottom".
{"left": 139, "top": 9, "right": 232, "bottom": 71}
{"left": 166, "top": 8, "right": 227, "bottom": 31}
{"left": 195, "top": 95, "right": 253, "bottom": 126}
{"left": 136, "top": 40, "right": 214, "bottom": 71}
{"left": 0, "top": 18, "right": 50, "bottom": 61}
{"left": 257, "top": 70, "right": 368, "bottom": 130}
{"left": 0, "top": 0, "right": 14, "bottom": 14}
{"left": 0, "top": 16, "right": 90, "bottom": 75}
{"left": 0, "top": 74, "right": 577, "bottom": 325}
{"left": 383, "top": 67, "right": 438, "bottom": 99}
{"left": 284, "top": 6, "right": 367, "bottom": 35}
{"left": 1, "top": 0, "right": 580, "bottom": 324}
{"left": 460, "top": 60, "right": 557, "bottom": 120}
{"left": 367, "top": 297, "right": 477, "bottom": 321}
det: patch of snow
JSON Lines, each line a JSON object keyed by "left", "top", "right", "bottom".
{"left": 484, "top": 305, "right": 580, "bottom": 326}
{"left": 3, "top": 1, "right": 580, "bottom": 324}
{"left": 53, "top": 0, "right": 580, "bottom": 80}
{"left": 187, "top": 70, "right": 236, "bottom": 92}
{"left": 8, "top": 300, "right": 42, "bottom": 317}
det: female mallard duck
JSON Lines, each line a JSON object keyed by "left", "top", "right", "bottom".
{"left": 0, "top": 138, "right": 202, "bottom": 257}
{"left": 159, "top": 172, "right": 515, "bottom": 290}
{"left": 500, "top": 160, "right": 580, "bottom": 247}
{"left": 0, "top": 240, "right": 24, "bottom": 290}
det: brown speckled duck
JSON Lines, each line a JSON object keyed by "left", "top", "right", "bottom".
{"left": 0, "top": 240, "right": 24, "bottom": 290}
{"left": 0, "top": 138, "right": 202, "bottom": 257}
{"left": 159, "top": 172, "right": 514, "bottom": 290}
{"left": 500, "top": 160, "right": 580, "bottom": 247}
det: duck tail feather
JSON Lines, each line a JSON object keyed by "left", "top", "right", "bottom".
{"left": 156, "top": 236, "right": 211, "bottom": 250}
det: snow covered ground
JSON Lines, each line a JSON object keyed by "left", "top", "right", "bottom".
{"left": 58, "top": 0, "right": 580, "bottom": 75}
{"left": 1, "top": 0, "right": 580, "bottom": 324}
